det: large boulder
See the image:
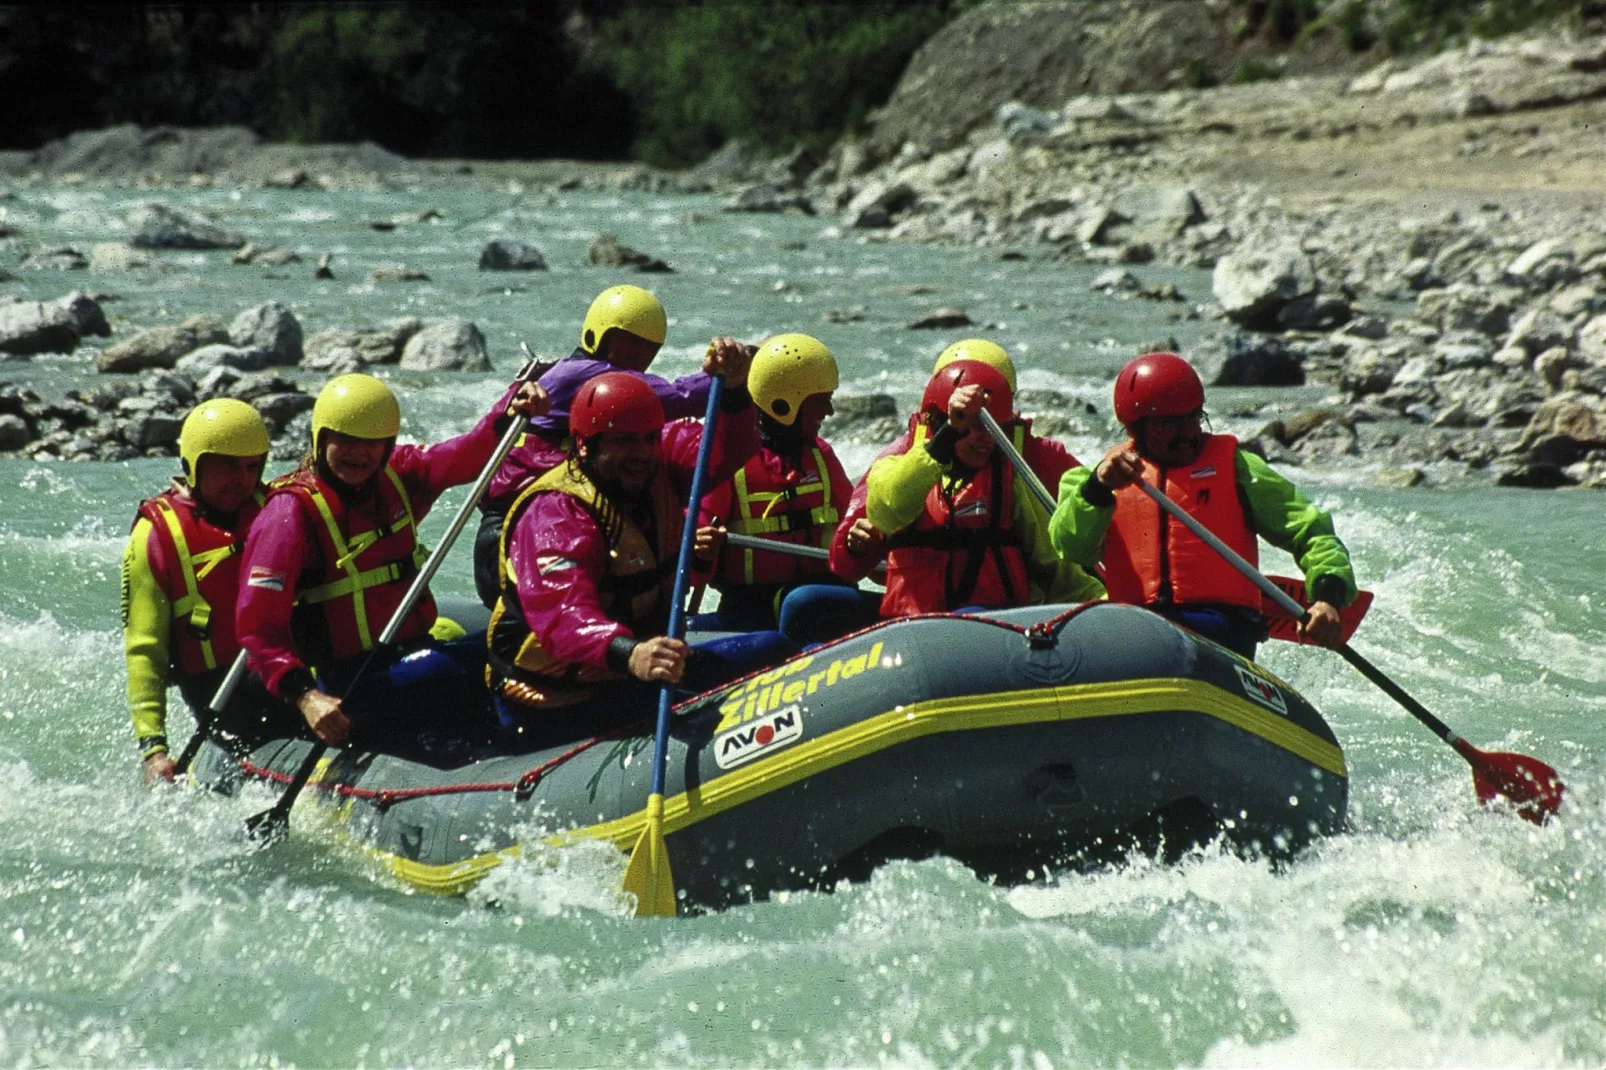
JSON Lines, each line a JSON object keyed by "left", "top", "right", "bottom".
{"left": 0, "top": 292, "right": 110, "bottom": 356}
{"left": 1194, "top": 334, "right": 1305, "bottom": 387}
{"left": 586, "top": 234, "right": 671, "bottom": 272}
{"left": 302, "top": 319, "right": 423, "bottom": 372}
{"left": 229, "top": 302, "right": 303, "bottom": 366}
{"left": 175, "top": 344, "right": 270, "bottom": 375}
{"left": 399, "top": 320, "right": 491, "bottom": 372}
{"left": 1212, "top": 240, "right": 1318, "bottom": 329}
{"left": 129, "top": 202, "right": 245, "bottom": 249}
{"left": 97, "top": 314, "right": 227, "bottom": 373}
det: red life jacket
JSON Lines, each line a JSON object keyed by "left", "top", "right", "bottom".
{"left": 880, "top": 451, "right": 1030, "bottom": 616}
{"left": 1100, "top": 434, "right": 1261, "bottom": 609}
{"left": 269, "top": 467, "right": 432, "bottom": 662}
{"left": 134, "top": 485, "right": 264, "bottom": 677}
{"left": 719, "top": 440, "right": 840, "bottom": 587}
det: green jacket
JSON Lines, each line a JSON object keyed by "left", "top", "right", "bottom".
{"left": 1048, "top": 445, "right": 1357, "bottom": 609}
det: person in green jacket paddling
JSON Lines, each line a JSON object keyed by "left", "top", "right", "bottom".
{"left": 1049, "top": 351, "right": 1356, "bottom": 659}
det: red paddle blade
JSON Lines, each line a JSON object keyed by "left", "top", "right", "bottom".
{"left": 1466, "top": 747, "right": 1565, "bottom": 825}
{"left": 1263, "top": 575, "right": 1373, "bottom": 645}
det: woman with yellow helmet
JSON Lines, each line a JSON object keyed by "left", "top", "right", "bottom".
{"left": 474, "top": 284, "right": 725, "bottom": 607}
{"left": 123, "top": 398, "right": 299, "bottom": 782}
{"left": 237, "top": 371, "right": 545, "bottom": 755}
{"left": 690, "top": 333, "right": 880, "bottom": 644}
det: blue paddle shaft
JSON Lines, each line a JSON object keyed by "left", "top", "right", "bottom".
{"left": 648, "top": 375, "right": 726, "bottom": 798}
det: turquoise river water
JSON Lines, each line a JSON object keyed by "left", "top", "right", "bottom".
{"left": 0, "top": 185, "right": 1601, "bottom": 1067}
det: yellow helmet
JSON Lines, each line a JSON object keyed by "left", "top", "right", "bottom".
{"left": 311, "top": 373, "right": 400, "bottom": 448}
{"left": 933, "top": 339, "right": 1017, "bottom": 393}
{"left": 580, "top": 285, "right": 667, "bottom": 354}
{"left": 749, "top": 333, "right": 839, "bottom": 426}
{"left": 179, "top": 398, "right": 270, "bottom": 477}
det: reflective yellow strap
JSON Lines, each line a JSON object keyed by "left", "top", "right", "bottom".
{"left": 153, "top": 498, "right": 216, "bottom": 670}
{"left": 302, "top": 482, "right": 374, "bottom": 650}
{"left": 301, "top": 562, "right": 404, "bottom": 604}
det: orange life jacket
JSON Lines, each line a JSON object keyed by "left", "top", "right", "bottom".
{"left": 719, "top": 441, "right": 840, "bottom": 587}
{"left": 1100, "top": 434, "right": 1262, "bottom": 609}
{"left": 269, "top": 467, "right": 431, "bottom": 662}
{"left": 880, "top": 451, "right": 1029, "bottom": 616}
{"left": 134, "top": 486, "right": 264, "bottom": 677}
{"left": 486, "top": 462, "right": 680, "bottom": 708}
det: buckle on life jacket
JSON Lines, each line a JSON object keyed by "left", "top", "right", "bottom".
{"left": 185, "top": 602, "right": 213, "bottom": 640}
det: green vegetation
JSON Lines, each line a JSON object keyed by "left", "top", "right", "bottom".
{"left": 1231, "top": 0, "right": 1599, "bottom": 53}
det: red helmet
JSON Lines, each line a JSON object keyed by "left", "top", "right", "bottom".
{"left": 1113, "top": 352, "right": 1205, "bottom": 425}
{"left": 921, "top": 360, "right": 1013, "bottom": 428}
{"left": 570, "top": 372, "right": 666, "bottom": 439}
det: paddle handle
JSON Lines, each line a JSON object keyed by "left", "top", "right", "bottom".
{"left": 978, "top": 410, "right": 1055, "bottom": 512}
{"left": 725, "top": 530, "right": 827, "bottom": 562}
{"left": 172, "top": 648, "right": 250, "bottom": 775}
{"left": 648, "top": 376, "right": 726, "bottom": 799}
{"left": 248, "top": 398, "right": 534, "bottom": 839}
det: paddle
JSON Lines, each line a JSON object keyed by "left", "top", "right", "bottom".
{"left": 622, "top": 374, "right": 726, "bottom": 917}
{"left": 172, "top": 650, "right": 249, "bottom": 776}
{"left": 721, "top": 530, "right": 889, "bottom": 581}
{"left": 244, "top": 373, "right": 540, "bottom": 845}
{"left": 976, "top": 410, "right": 1369, "bottom": 645}
{"left": 1133, "top": 477, "right": 1565, "bottom": 826}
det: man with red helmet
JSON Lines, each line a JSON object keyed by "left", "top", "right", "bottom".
{"left": 829, "top": 339, "right": 1082, "bottom": 587}
{"left": 1049, "top": 351, "right": 1356, "bottom": 658}
{"left": 487, "top": 340, "right": 798, "bottom": 744}
{"left": 864, "top": 360, "right": 1105, "bottom": 617}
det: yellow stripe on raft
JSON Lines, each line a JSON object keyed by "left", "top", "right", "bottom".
{"left": 344, "top": 676, "right": 1345, "bottom": 896}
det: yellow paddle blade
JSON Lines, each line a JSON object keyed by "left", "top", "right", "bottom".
{"left": 622, "top": 794, "right": 677, "bottom": 917}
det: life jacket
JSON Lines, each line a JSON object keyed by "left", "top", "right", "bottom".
{"left": 269, "top": 466, "right": 432, "bottom": 662}
{"left": 719, "top": 441, "right": 839, "bottom": 587}
{"left": 486, "top": 462, "right": 680, "bottom": 708}
{"left": 133, "top": 485, "right": 265, "bottom": 677}
{"left": 880, "top": 441, "right": 1030, "bottom": 617}
{"left": 1100, "top": 434, "right": 1262, "bottom": 610}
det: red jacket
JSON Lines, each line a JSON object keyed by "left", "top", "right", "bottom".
{"left": 238, "top": 396, "right": 512, "bottom": 700}
{"left": 830, "top": 415, "right": 1078, "bottom": 582}
{"left": 699, "top": 436, "right": 851, "bottom": 588}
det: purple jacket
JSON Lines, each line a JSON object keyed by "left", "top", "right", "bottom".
{"left": 488, "top": 349, "right": 713, "bottom": 506}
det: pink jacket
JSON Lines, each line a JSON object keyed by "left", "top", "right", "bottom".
{"left": 505, "top": 407, "right": 759, "bottom": 670}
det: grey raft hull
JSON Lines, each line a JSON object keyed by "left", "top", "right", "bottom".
{"left": 194, "top": 603, "right": 1347, "bottom": 906}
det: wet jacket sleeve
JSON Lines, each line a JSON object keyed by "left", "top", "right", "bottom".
{"left": 829, "top": 431, "right": 912, "bottom": 582}
{"left": 236, "top": 493, "right": 317, "bottom": 700}
{"left": 864, "top": 430, "right": 945, "bottom": 535}
{"left": 391, "top": 384, "right": 518, "bottom": 514}
{"left": 1236, "top": 449, "right": 1358, "bottom": 608}
{"left": 1013, "top": 478, "right": 1107, "bottom": 604}
{"left": 662, "top": 386, "right": 760, "bottom": 497}
{"left": 1047, "top": 466, "right": 1115, "bottom": 569}
{"left": 123, "top": 518, "right": 173, "bottom": 756}
{"left": 507, "top": 492, "right": 630, "bottom": 668}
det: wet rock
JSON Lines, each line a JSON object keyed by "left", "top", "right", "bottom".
{"left": 1548, "top": 283, "right": 1602, "bottom": 319}
{"left": 231, "top": 243, "right": 300, "bottom": 266}
{"left": 1212, "top": 240, "right": 1317, "bottom": 328}
{"left": 1497, "top": 460, "right": 1578, "bottom": 488}
{"left": 122, "top": 410, "right": 184, "bottom": 450}
{"left": 98, "top": 314, "right": 227, "bottom": 373}
{"left": 1575, "top": 314, "right": 1606, "bottom": 366}
{"left": 824, "top": 393, "right": 902, "bottom": 443}
{"left": 722, "top": 185, "right": 814, "bottom": 214}
{"left": 315, "top": 254, "right": 334, "bottom": 279}
{"left": 905, "top": 308, "right": 973, "bottom": 330}
{"left": 302, "top": 319, "right": 422, "bottom": 371}
{"left": 1505, "top": 308, "right": 1573, "bottom": 357}
{"left": 1516, "top": 398, "right": 1606, "bottom": 457}
{"left": 1276, "top": 292, "right": 1353, "bottom": 332}
{"left": 176, "top": 344, "right": 269, "bottom": 375}
{"left": 230, "top": 301, "right": 303, "bottom": 366}
{"left": 478, "top": 240, "right": 548, "bottom": 271}
{"left": 587, "top": 233, "right": 672, "bottom": 272}
{"left": 1194, "top": 333, "right": 1304, "bottom": 387}
{"left": 1504, "top": 238, "right": 1576, "bottom": 289}
{"left": 399, "top": 319, "right": 491, "bottom": 372}
{"left": 1091, "top": 269, "right": 1142, "bottom": 294}
{"left": 368, "top": 265, "right": 430, "bottom": 283}
{"left": 996, "top": 101, "right": 1057, "bottom": 144}
{"left": 824, "top": 306, "right": 866, "bottom": 324}
{"left": 129, "top": 202, "right": 244, "bottom": 249}
{"left": 846, "top": 181, "right": 917, "bottom": 229}
{"left": 1, "top": 292, "right": 109, "bottom": 356}
{"left": 0, "top": 412, "right": 31, "bottom": 450}
{"left": 90, "top": 242, "right": 159, "bottom": 271}
{"left": 251, "top": 391, "right": 316, "bottom": 433}
{"left": 20, "top": 247, "right": 87, "bottom": 271}
{"left": 1103, "top": 185, "right": 1206, "bottom": 245}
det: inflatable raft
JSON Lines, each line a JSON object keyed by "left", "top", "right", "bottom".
{"left": 193, "top": 601, "right": 1347, "bottom": 907}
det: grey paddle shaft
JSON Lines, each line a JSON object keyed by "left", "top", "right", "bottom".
{"left": 1134, "top": 481, "right": 1304, "bottom": 621}
{"left": 725, "top": 531, "right": 829, "bottom": 562}
{"left": 172, "top": 648, "right": 250, "bottom": 774}
{"left": 978, "top": 410, "right": 1055, "bottom": 510}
